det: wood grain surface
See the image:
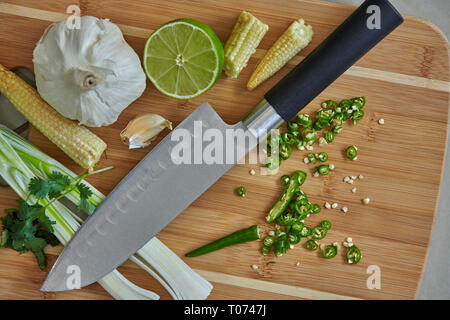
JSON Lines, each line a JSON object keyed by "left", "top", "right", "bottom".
{"left": 0, "top": 0, "right": 448, "bottom": 300}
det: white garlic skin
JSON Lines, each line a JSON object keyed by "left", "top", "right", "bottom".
{"left": 33, "top": 16, "right": 146, "bottom": 127}
{"left": 120, "top": 114, "right": 172, "bottom": 149}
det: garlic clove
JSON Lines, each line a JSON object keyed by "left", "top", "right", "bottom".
{"left": 120, "top": 114, "right": 172, "bottom": 149}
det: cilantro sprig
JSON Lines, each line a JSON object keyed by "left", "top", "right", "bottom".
{"left": 1, "top": 166, "right": 113, "bottom": 269}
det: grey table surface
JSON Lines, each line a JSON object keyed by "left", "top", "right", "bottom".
{"left": 325, "top": 0, "right": 450, "bottom": 300}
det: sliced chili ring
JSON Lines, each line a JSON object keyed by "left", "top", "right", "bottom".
{"left": 322, "top": 245, "right": 338, "bottom": 259}
{"left": 305, "top": 240, "right": 318, "bottom": 251}
{"left": 312, "top": 226, "right": 327, "bottom": 239}
{"left": 346, "top": 245, "right": 361, "bottom": 264}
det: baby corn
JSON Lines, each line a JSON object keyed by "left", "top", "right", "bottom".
{"left": 223, "top": 11, "right": 269, "bottom": 78}
{"left": 0, "top": 64, "right": 107, "bottom": 169}
{"left": 247, "top": 19, "right": 313, "bottom": 90}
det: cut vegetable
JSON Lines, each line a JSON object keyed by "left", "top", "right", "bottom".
{"left": 223, "top": 11, "right": 268, "bottom": 78}
{"left": 0, "top": 64, "right": 107, "bottom": 169}
{"left": 247, "top": 18, "right": 313, "bottom": 90}
{"left": 185, "top": 225, "right": 260, "bottom": 257}
{"left": 143, "top": 19, "right": 224, "bottom": 99}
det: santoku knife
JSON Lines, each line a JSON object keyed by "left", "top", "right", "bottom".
{"left": 42, "top": 0, "right": 403, "bottom": 291}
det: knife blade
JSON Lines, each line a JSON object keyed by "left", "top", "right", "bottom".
{"left": 42, "top": 0, "right": 403, "bottom": 292}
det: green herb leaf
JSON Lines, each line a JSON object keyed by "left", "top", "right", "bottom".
{"left": 28, "top": 177, "right": 51, "bottom": 199}
{"left": 36, "top": 230, "right": 59, "bottom": 246}
{"left": 76, "top": 183, "right": 95, "bottom": 214}
{"left": 25, "top": 237, "right": 48, "bottom": 270}
{"left": 47, "top": 172, "right": 72, "bottom": 199}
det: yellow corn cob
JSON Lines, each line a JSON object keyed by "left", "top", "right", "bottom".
{"left": 223, "top": 11, "right": 269, "bottom": 78}
{"left": 247, "top": 19, "right": 313, "bottom": 90}
{"left": 0, "top": 64, "right": 107, "bottom": 169}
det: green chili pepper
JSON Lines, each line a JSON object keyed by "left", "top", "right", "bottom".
{"left": 321, "top": 245, "right": 338, "bottom": 259}
{"left": 345, "top": 145, "right": 358, "bottom": 160}
{"left": 317, "top": 108, "right": 335, "bottom": 124}
{"left": 279, "top": 144, "right": 293, "bottom": 160}
{"left": 324, "top": 131, "right": 334, "bottom": 143}
{"left": 282, "top": 213, "right": 296, "bottom": 233}
{"left": 320, "top": 220, "right": 332, "bottom": 229}
{"left": 339, "top": 99, "right": 352, "bottom": 108}
{"left": 281, "top": 132, "right": 296, "bottom": 145}
{"left": 332, "top": 124, "right": 343, "bottom": 134}
{"left": 308, "top": 153, "right": 317, "bottom": 164}
{"left": 265, "top": 133, "right": 281, "bottom": 154}
{"left": 266, "top": 155, "right": 281, "bottom": 169}
{"left": 261, "top": 246, "right": 271, "bottom": 255}
{"left": 288, "top": 233, "right": 300, "bottom": 244}
{"left": 274, "top": 234, "right": 288, "bottom": 256}
{"left": 313, "top": 120, "right": 326, "bottom": 131}
{"left": 352, "top": 109, "right": 364, "bottom": 124}
{"left": 275, "top": 228, "right": 283, "bottom": 237}
{"left": 351, "top": 96, "right": 365, "bottom": 109}
{"left": 324, "top": 100, "right": 338, "bottom": 109}
{"left": 186, "top": 225, "right": 261, "bottom": 257}
{"left": 318, "top": 152, "right": 328, "bottom": 162}
{"left": 263, "top": 236, "right": 275, "bottom": 247}
{"left": 291, "top": 222, "right": 304, "bottom": 234}
{"left": 266, "top": 172, "right": 301, "bottom": 223}
{"left": 281, "top": 175, "right": 290, "bottom": 186}
{"left": 287, "top": 121, "right": 300, "bottom": 134}
{"left": 312, "top": 226, "right": 327, "bottom": 239}
{"left": 316, "top": 164, "right": 330, "bottom": 175}
{"left": 301, "top": 128, "right": 317, "bottom": 145}
{"left": 294, "top": 137, "right": 304, "bottom": 150}
{"left": 305, "top": 240, "right": 319, "bottom": 251}
{"left": 346, "top": 245, "right": 361, "bottom": 264}
{"left": 299, "top": 226, "right": 312, "bottom": 237}
{"left": 237, "top": 186, "right": 246, "bottom": 197}
{"left": 311, "top": 203, "right": 321, "bottom": 214}
{"left": 291, "top": 170, "right": 307, "bottom": 186}
{"left": 297, "top": 114, "right": 312, "bottom": 128}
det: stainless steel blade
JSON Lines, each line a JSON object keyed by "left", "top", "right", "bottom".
{"left": 41, "top": 102, "right": 257, "bottom": 291}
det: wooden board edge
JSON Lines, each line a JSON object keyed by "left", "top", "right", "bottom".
{"left": 0, "top": 2, "right": 449, "bottom": 93}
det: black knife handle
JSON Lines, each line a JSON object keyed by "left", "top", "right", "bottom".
{"left": 264, "top": 0, "right": 403, "bottom": 121}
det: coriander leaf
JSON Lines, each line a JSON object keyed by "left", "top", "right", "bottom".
{"left": 1, "top": 201, "right": 57, "bottom": 270}
{"left": 49, "top": 171, "right": 72, "bottom": 188}
{"left": 77, "top": 182, "right": 93, "bottom": 199}
{"left": 10, "top": 219, "right": 36, "bottom": 244}
{"left": 17, "top": 200, "right": 43, "bottom": 221}
{"left": 28, "top": 177, "right": 51, "bottom": 199}
{"left": 34, "top": 210, "right": 55, "bottom": 233}
{"left": 47, "top": 172, "right": 72, "bottom": 199}
{"left": 25, "top": 237, "right": 48, "bottom": 270}
{"left": 76, "top": 183, "right": 95, "bottom": 214}
{"left": 36, "top": 230, "right": 59, "bottom": 247}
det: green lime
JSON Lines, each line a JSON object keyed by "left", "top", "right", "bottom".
{"left": 143, "top": 18, "right": 224, "bottom": 100}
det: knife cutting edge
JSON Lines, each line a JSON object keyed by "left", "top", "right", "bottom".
{"left": 42, "top": 0, "right": 403, "bottom": 292}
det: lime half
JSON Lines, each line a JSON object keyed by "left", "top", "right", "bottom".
{"left": 143, "top": 18, "right": 224, "bottom": 100}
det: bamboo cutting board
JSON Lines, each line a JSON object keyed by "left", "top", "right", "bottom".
{"left": 0, "top": 0, "right": 448, "bottom": 300}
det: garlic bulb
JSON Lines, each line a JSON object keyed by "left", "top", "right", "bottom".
{"left": 33, "top": 16, "right": 146, "bottom": 127}
{"left": 121, "top": 114, "right": 172, "bottom": 149}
